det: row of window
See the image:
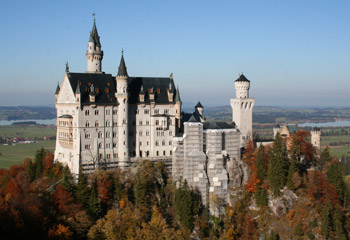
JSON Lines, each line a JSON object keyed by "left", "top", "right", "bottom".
{"left": 82, "top": 148, "right": 173, "bottom": 158}
{"left": 84, "top": 108, "right": 175, "bottom": 117}
{"left": 85, "top": 109, "right": 117, "bottom": 116}
{"left": 58, "top": 120, "right": 72, "bottom": 127}
{"left": 59, "top": 132, "right": 73, "bottom": 139}
{"left": 85, "top": 119, "right": 173, "bottom": 128}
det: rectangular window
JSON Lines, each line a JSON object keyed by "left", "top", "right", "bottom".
{"left": 106, "top": 110, "right": 111, "bottom": 115}
{"left": 144, "top": 109, "right": 149, "bottom": 114}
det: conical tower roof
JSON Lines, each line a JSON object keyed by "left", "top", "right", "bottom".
{"left": 117, "top": 51, "right": 128, "bottom": 77}
{"left": 234, "top": 73, "right": 250, "bottom": 82}
{"left": 195, "top": 101, "right": 203, "bottom": 108}
{"left": 175, "top": 86, "right": 181, "bottom": 103}
{"left": 55, "top": 82, "right": 60, "bottom": 94}
{"left": 89, "top": 19, "right": 101, "bottom": 48}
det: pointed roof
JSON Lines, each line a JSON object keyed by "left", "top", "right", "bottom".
{"left": 234, "top": 73, "right": 250, "bottom": 82}
{"left": 117, "top": 51, "right": 128, "bottom": 77}
{"left": 75, "top": 83, "right": 80, "bottom": 94}
{"left": 187, "top": 114, "right": 198, "bottom": 122}
{"left": 175, "top": 86, "right": 181, "bottom": 103}
{"left": 55, "top": 82, "right": 60, "bottom": 94}
{"left": 195, "top": 101, "right": 203, "bottom": 108}
{"left": 89, "top": 19, "right": 101, "bottom": 47}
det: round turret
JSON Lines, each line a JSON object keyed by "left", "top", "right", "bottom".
{"left": 234, "top": 73, "right": 250, "bottom": 98}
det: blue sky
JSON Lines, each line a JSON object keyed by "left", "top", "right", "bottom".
{"left": 0, "top": 0, "right": 349, "bottom": 107}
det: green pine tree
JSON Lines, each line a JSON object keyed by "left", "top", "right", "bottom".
{"left": 287, "top": 136, "right": 300, "bottom": 190}
{"left": 320, "top": 147, "right": 331, "bottom": 170}
{"left": 75, "top": 170, "right": 90, "bottom": 209}
{"left": 321, "top": 205, "right": 331, "bottom": 238}
{"left": 88, "top": 185, "right": 101, "bottom": 220}
{"left": 327, "top": 163, "right": 346, "bottom": 203}
{"left": 26, "top": 159, "right": 35, "bottom": 182}
{"left": 34, "top": 147, "right": 45, "bottom": 179}
{"left": 175, "top": 180, "right": 195, "bottom": 231}
{"left": 268, "top": 133, "right": 289, "bottom": 196}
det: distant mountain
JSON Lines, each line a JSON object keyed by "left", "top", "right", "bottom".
{"left": 0, "top": 106, "right": 56, "bottom": 121}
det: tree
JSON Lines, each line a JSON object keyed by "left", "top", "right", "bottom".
{"left": 75, "top": 171, "right": 90, "bottom": 209}
{"left": 268, "top": 133, "right": 289, "bottom": 196}
{"left": 327, "top": 163, "right": 346, "bottom": 204}
{"left": 321, "top": 205, "right": 331, "bottom": 238}
{"left": 34, "top": 147, "right": 45, "bottom": 179}
{"left": 287, "top": 135, "right": 301, "bottom": 190}
{"left": 175, "top": 180, "right": 195, "bottom": 231}
{"left": 320, "top": 147, "right": 331, "bottom": 170}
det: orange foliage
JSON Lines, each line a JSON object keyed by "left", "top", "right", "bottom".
{"left": 97, "top": 173, "right": 113, "bottom": 204}
{"left": 42, "top": 152, "right": 54, "bottom": 171}
{"left": 53, "top": 185, "right": 82, "bottom": 217}
{"left": 246, "top": 166, "right": 260, "bottom": 193}
{"left": 241, "top": 213, "right": 258, "bottom": 240}
{"left": 48, "top": 224, "right": 73, "bottom": 239}
{"left": 294, "top": 130, "right": 314, "bottom": 161}
{"left": 307, "top": 170, "right": 340, "bottom": 205}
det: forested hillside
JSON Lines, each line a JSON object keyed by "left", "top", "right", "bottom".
{"left": 0, "top": 131, "right": 349, "bottom": 239}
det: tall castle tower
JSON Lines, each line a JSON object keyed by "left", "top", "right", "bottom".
{"left": 86, "top": 18, "right": 103, "bottom": 73}
{"left": 115, "top": 52, "right": 129, "bottom": 169}
{"left": 230, "top": 74, "right": 255, "bottom": 148}
{"left": 311, "top": 127, "right": 321, "bottom": 158}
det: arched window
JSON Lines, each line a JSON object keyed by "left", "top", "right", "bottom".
{"left": 85, "top": 121, "right": 90, "bottom": 127}
{"left": 146, "top": 131, "right": 150, "bottom": 136}
{"left": 163, "top": 151, "right": 166, "bottom": 156}
{"left": 113, "top": 131, "right": 117, "bottom": 137}
{"left": 162, "top": 140, "right": 166, "bottom": 146}
{"left": 155, "top": 120, "right": 159, "bottom": 125}
{"left": 98, "top": 142, "right": 102, "bottom": 148}
{"left": 169, "top": 140, "right": 172, "bottom": 145}
{"left": 106, "top": 121, "right": 111, "bottom": 127}
{"left": 85, "top": 132, "right": 91, "bottom": 139}
{"left": 106, "top": 132, "right": 111, "bottom": 138}
{"left": 156, "top": 141, "right": 159, "bottom": 146}
{"left": 98, "top": 132, "right": 103, "bottom": 138}
{"left": 156, "top": 151, "right": 159, "bottom": 156}
{"left": 95, "top": 121, "right": 99, "bottom": 127}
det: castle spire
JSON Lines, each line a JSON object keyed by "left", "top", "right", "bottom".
{"left": 117, "top": 50, "right": 128, "bottom": 77}
{"left": 175, "top": 86, "right": 181, "bottom": 103}
{"left": 86, "top": 16, "right": 103, "bottom": 72}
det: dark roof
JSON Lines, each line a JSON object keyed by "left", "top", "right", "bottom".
{"left": 89, "top": 20, "right": 101, "bottom": 48}
{"left": 55, "top": 83, "right": 60, "bottom": 94}
{"left": 195, "top": 101, "right": 203, "bottom": 108}
{"left": 187, "top": 114, "right": 199, "bottom": 122}
{"left": 234, "top": 73, "right": 250, "bottom": 82}
{"left": 175, "top": 86, "right": 181, "bottom": 103}
{"left": 182, "top": 112, "right": 201, "bottom": 122}
{"left": 128, "top": 77, "right": 176, "bottom": 104}
{"left": 117, "top": 54, "right": 128, "bottom": 76}
{"left": 67, "top": 73, "right": 117, "bottom": 105}
{"left": 58, "top": 114, "right": 73, "bottom": 119}
{"left": 203, "top": 121, "right": 236, "bottom": 130}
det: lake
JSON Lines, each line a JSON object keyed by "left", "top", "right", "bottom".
{"left": 0, "top": 119, "right": 56, "bottom": 126}
{"left": 299, "top": 120, "right": 350, "bottom": 128}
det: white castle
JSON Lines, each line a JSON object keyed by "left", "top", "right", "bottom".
{"left": 54, "top": 19, "right": 280, "bottom": 215}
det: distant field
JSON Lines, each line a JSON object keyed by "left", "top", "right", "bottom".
{"left": 0, "top": 140, "right": 56, "bottom": 169}
{"left": 0, "top": 125, "right": 56, "bottom": 139}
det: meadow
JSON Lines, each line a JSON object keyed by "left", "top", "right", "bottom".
{"left": 0, "top": 124, "right": 56, "bottom": 168}
{"left": 0, "top": 140, "right": 55, "bottom": 168}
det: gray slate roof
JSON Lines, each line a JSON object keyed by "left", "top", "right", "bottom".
{"left": 235, "top": 73, "right": 250, "bottom": 82}
{"left": 117, "top": 54, "right": 128, "bottom": 76}
{"left": 203, "top": 121, "right": 236, "bottom": 130}
{"left": 89, "top": 20, "right": 101, "bottom": 48}
{"left": 66, "top": 73, "right": 177, "bottom": 105}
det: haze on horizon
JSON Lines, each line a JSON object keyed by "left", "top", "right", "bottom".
{"left": 0, "top": 0, "right": 349, "bottom": 108}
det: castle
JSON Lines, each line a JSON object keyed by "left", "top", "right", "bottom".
{"left": 54, "top": 19, "right": 321, "bottom": 215}
{"left": 54, "top": 19, "right": 181, "bottom": 175}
